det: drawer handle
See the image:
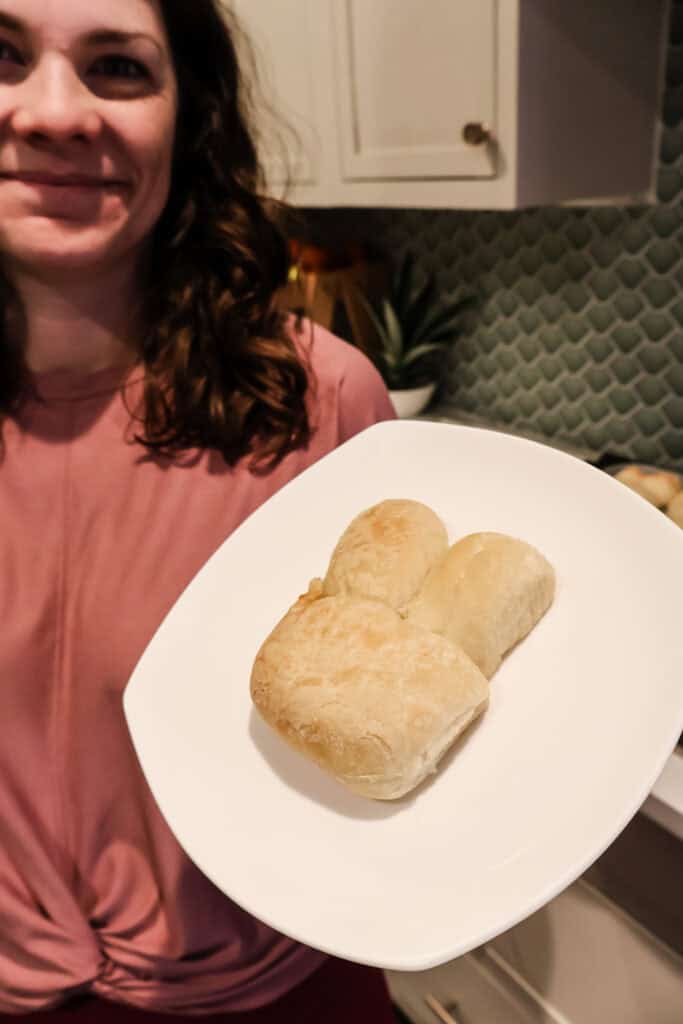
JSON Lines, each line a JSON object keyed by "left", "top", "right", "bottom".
{"left": 424, "top": 992, "right": 465, "bottom": 1024}
{"left": 462, "top": 122, "right": 491, "bottom": 146}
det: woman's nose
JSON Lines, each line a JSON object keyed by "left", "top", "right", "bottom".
{"left": 10, "top": 58, "right": 103, "bottom": 145}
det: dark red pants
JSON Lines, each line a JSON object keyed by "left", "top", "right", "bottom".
{"left": 0, "top": 958, "right": 396, "bottom": 1022}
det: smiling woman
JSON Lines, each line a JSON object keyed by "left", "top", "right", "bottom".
{"left": 0, "top": 0, "right": 178, "bottom": 382}
{"left": 0, "top": 3, "right": 176, "bottom": 256}
{"left": 0, "top": 1, "right": 396, "bottom": 1022}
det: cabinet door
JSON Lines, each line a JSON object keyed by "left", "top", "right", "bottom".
{"left": 228, "top": 0, "right": 326, "bottom": 190}
{"left": 333, "top": 0, "right": 497, "bottom": 180}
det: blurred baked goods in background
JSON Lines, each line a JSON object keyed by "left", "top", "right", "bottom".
{"left": 614, "top": 464, "right": 682, "bottom": 509}
{"left": 611, "top": 463, "right": 683, "bottom": 531}
{"left": 666, "top": 490, "right": 683, "bottom": 528}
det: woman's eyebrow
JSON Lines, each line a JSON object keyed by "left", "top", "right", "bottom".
{"left": 0, "top": 10, "right": 163, "bottom": 54}
{"left": 0, "top": 11, "right": 23, "bottom": 34}
{"left": 83, "top": 29, "right": 164, "bottom": 55}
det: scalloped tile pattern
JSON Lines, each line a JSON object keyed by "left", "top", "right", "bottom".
{"left": 304, "top": 1, "right": 683, "bottom": 469}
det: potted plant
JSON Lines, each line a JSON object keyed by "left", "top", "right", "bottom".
{"left": 356, "top": 252, "right": 475, "bottom": 417}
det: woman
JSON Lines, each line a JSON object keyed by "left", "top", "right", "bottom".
{"left": 0, "top": 0, "right": 397, "bottom": 1020}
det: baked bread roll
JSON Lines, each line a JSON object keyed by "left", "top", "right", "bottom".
{"left": 250, "top": 588, "right": 489, "bottom": 800}
{"left": 404, "top": 532, "right": 556, "bottom": 679}
{"left": 666, "top": 490, "right": 683, "bottom": 529}
{"left": 614, "top": 464, "right": 682, "bottom": 508}
{"left": 322, "top": 499, "right": 448, "bottom": 610}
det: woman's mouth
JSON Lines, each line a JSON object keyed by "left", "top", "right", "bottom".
{"left": 0, "top": 172, "right": 125, "bottom": 188}
{"left": 0, "top": 172, "right": 129, "bottom": 219}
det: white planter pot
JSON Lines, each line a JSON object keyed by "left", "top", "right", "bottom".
{"left": 388, "top": 382, "right": 437, "bottom": 418}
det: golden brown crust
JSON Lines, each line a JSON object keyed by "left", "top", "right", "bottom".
{"left": 250, "top": 593, "right": 489, "bottom": 799}
{"left": 404, "top": 532, "right": 556, "bottom": 679}
{"left": 322, "top": 499, "right": 448, "bottom": 610}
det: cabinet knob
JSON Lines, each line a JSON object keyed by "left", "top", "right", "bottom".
{"left": 462, "top": 122, "right": 491, "bottom": 146}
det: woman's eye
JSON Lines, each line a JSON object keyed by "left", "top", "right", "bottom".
{"left": 0, "top": 40, "right": 23, "bottom": 65}
{"left": 90, "top": 55, "right": 149, "bottom": 80}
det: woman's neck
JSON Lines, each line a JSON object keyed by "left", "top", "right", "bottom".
{"left": 7, "top": 262, "right": 144, "bottom": 375}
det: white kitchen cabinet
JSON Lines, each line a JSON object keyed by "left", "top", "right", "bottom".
{"left": 228, "top": 0, "right": 670, "bottom": 210}
{"left": 228, "top": 0, "right": 327, "bottom": 191}
{"left": 332, "top": 0, "right": 496, "bottom": 182}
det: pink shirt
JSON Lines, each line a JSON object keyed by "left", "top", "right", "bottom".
{"left": 0, "top": 322, "right": 395, "bottom": 1015}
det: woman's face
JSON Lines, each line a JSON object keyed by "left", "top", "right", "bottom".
{"left": 0, "top": 0, "right": 178, "bottom": 274}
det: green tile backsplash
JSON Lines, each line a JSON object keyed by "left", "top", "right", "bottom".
{"left": 303, "top": 0, "right": 683, "bottom": 470}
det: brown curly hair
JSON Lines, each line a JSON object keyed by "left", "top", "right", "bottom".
{"left": 0, "top": 0, "right": 311, "bottom": 468}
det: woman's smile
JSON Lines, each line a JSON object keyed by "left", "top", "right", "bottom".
{"left": 0, "top": 169, "right": 130, "bottom": 219}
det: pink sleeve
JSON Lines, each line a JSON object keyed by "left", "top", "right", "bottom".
{"left": 335, "top": 344, "right": 397, "bottom": 442}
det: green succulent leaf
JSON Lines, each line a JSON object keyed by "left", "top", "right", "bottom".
{"left": 401, "top": 342, "right": 448, "bottom": 369}
{"left": 382, "top": 298, "right": 404, "bottom": 362}
{"left": 411, "top": 294, "right": 476, "bottom": 343}
{"left": 401, "top": 276, "right": 439, "bottom": 343}
{"left": 351, "top": 251, "right": 476, "bottom": 388}
{"left": 354, "top": 288, "right": 393, "bottom": 349}
{"left": 392, "top": 251, "right": 418, "bottom": 322}
{"left": 413, "top": 317, "right": 467, "bottom": 346}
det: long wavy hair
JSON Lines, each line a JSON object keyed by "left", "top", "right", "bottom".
{"left": 0, "top": 0, "right": 311, "bottom": 468}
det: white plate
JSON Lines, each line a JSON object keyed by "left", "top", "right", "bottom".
{"left": 123, "top": 421, "right": 683, "bottom": 971}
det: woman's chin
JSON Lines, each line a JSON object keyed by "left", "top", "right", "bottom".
{"left": 0, "top": 215, "right": 141, "bottom": 275}
{"left": 2, "top": 238, "right": 135, "bottom": 277}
